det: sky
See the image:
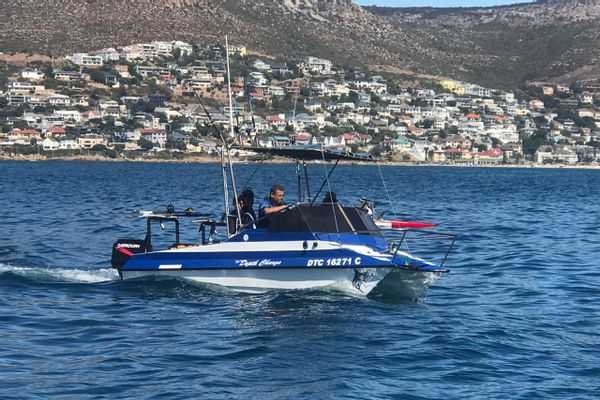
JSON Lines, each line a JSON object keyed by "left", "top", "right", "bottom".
{"left": 355, "top": 0, "right": 535, "bottom": 7}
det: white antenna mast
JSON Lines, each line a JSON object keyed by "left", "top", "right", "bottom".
{"left": 224, "top": 35, "right": 241, "bottom": 232}
{"left": 225, "top": 35, "right": 235, "bottom": 140}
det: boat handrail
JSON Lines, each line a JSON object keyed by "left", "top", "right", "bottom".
{"left": 390, "top": 229, "right": 457, "bottom": 268}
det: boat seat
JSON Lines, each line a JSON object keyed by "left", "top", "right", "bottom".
{"left": 170, "top": 243, "right": 195, "bottom": 249}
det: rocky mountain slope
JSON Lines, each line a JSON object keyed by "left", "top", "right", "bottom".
{"left": 1, "top": 0, "right": 600, "bottom": 88}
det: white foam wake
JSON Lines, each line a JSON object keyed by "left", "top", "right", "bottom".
{"left": 0, "top": 263, "right": 119, "bottom": 283}
{"left": 321, "top": 279, "right": 380, "bottom": 298}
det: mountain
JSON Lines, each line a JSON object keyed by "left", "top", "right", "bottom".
{"left": 2, "top": 0, "right": 600, "bottom": 88}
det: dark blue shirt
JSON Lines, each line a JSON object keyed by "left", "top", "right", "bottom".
{"left": 258, "top": 197, "right": 286, "bottom": 220}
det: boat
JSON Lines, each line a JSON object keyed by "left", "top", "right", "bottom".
{"left": 111, "top": 200, "right": 454, "bottom": 298}
{"left": 110, "top": 144, "right": 456, "bottom": 300}
{"left": 109, "top": 37, "right": 456, "bottom": 300}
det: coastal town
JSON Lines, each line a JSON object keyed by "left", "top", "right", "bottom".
{"left": 1, "top": 40, "right": 600, "bottom": 165}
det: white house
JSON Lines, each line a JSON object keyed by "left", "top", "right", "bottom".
{"left": 41, "top": 138, "right": 59, "bottom": 151}
{"left": 66, "top": 53, "right": 103, "bottom": 66}
{"left": 21, "top": 68, "right": 44, "bottom": 81}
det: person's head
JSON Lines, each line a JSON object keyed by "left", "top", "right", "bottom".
{"left": 269, "top": 184, "right": 285, "bottom": 205}
{"left": 239, "top": 189, "right": 254, "bottom": 211}
{"left": 322, "top": 191, "right": 337, "bottom": 204}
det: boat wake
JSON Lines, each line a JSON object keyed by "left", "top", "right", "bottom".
{"left": 0, "top": 263, "right": 119, "bottom": 284}
{"left": 0, "top": 263, "right": 437, "bottom": 303}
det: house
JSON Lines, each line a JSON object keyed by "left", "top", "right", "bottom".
{"left": 139, "top": 128, "right": 167, "bottom": 148}
{"left": 172, "top": 41, "right": 193, "bottom": 56}
{"left": 41, "top": 138, "right": 59, "bottom": 151}
{"left": 226, "top": 45, "right": 247, "bottom": 57}
{"left": 444, "top": 147, "right": 466, "bottom": 161}
{"left": 96, "top": 71, "right": 119, "bottom": 86}
{"left": 45, "top": 127, "right": 67, "bottom": 138}
{"left": 290, "top": 134, "right": 311, "bottom": 145}
{"left": 58, "top": 139, "right": 79, "bottom": 150}
{"left": 535, "top": 146, "right": 578, "bottom": 164}
{"left": 7, "top": 81, "right": 40, "bottom": 94}
{"left": 385, "top": 137, "right": 411, "bottom": 152}
{"left": 266, "top": 115, "right": 286, "bottom": 131}
{"left": 21, "top": 68, "right": 44, "bottom": 81}
{"left": 8, "top": 129, "right": 42, "bottom": 145}
{"left": 134, "top": 65, "right": 171, "bottom": 78}
{"left": 71, "top": 95, "right": 89, "bottom": 107}
{"left": 46, "top": 95, "right": 72, "bottom": 107}
{"left": 114, "top": 65, "right": 131, "bottom": 78}
{"left": 152, "top": 41, "right": 174, "bottom": 58}
{"left": 53, "top": 70, "right": 84, "bottom": 81}
{"left": 169, "top": 132, "right": 192, "bottom": 144}
{"left": 66, "top": 53, "right": 103, "bottom": 67}
{"left": 299, "top": 56, "right": 333, "bottom": 75}
{"left": 266, "top": 86, "right": 285, "bottom": 96}
{"left": 443, "top": 135, "right": 471, "bottom": 149}
{"left": 474, "top": 148, "right": 503, "bottom": 165}
{"left": 54, "top": 110, "right": 82, "bottom": 123}
{"left": 580, "top": 92, "right": 594, "bottom": 104}
{"left": 542, "top": 86, "right": 554, "bottom": 96}
{"left": 77, "top": 134, "right": 107, "bottom": 149}
{"left": 284, "top": 79, "right": 301, "bottom": 95}
{"left": 269, "top": 136, "right": 291, "bottom": 147}
{"left": 97, "top": 47, "right": 121, "bottom": 62}
{"left": 304, "top": 100, "right": 322, "bottom": 112}
{"left": 356, "top": 134, "right": 372, "bottom": 145}
{"left": 252, "top": 59, "right": 271, "bottom": 71}
{"left": 270, "top": 62, "right": 291, "bottom": 74}
{"left": 120, "top": 46, "right": 142, "bottom": 61}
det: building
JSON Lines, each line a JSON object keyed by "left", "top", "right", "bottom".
{"left": 66, "top": 53, "right": 103, "bottom": 67}
{"left": 139, "top": 128, "right": 167, "bottom": 148}
{"left": 226, "top": 45, "right": 247, "bottom": 57}
{"left": 77, "top": 134, "right": 107, "bottom": 149}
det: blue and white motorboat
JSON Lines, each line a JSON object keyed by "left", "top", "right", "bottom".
{"left": 110, "top": 144, "right": 456, "bottom": 299}
{"left": 111, "top": 201, "right": 454, "bottom": 298}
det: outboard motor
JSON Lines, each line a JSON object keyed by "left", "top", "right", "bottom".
{"left": 111, "top": 239, "right": 148, "bottom": 271}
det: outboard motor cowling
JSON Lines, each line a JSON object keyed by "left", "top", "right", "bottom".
{"left": 111, "top": 239, "right": 148, "bottom": 268}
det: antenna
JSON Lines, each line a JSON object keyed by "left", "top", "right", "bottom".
{"left": 224, "top": 36, "right": 241, "bottom": 230}
{"left": 225, "top": 36, "right": 235, "bottom": 139}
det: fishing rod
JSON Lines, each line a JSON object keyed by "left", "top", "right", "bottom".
{"left": 310, "top": 158, "right": 340, "bottom": 205}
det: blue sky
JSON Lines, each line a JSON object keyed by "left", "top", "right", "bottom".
{"left": 355, "top": 0, "right": 534, "bottom": 7}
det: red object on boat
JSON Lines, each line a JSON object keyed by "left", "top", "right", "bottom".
{"left": 375, "top": 220, "right": 437, "bottom": 229}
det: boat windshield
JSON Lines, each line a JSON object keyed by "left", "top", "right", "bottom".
{"left": 266, "top": 204, "right": 382, "bottom": 236}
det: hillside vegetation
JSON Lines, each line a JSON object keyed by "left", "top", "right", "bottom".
{"left": 2, "top": 0, "right": 600, "bottom": 88}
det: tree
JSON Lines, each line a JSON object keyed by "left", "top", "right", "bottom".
{"left": 522, "top": 130, "right": 547, "bottom": 156}
{"left": 138, "top": 138, "right": 155, "bottom": 150}
{"left": 165, "top": 139, "right": 184, "bottom": 151}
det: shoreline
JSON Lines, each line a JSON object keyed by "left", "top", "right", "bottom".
{"left": 1, "top": 153, "right": 599, "bottom": 169}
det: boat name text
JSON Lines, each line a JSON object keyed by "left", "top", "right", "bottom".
{"left": 235, "top": 259, "right": 282, "bottom": 267}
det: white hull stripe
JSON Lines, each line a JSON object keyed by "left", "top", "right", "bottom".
{"left": 158, "top": 264, "right": 182, "bottom": 270}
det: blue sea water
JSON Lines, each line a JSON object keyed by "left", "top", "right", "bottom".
{"left": 0, "top": 161, "right": 599, "bottom": 399}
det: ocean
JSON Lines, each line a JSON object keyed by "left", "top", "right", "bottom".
{"left": 1, "top": 161, "right": 599, "bottom": 399}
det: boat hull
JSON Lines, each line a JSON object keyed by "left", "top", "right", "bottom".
{"left": 119, "top": 266, "right": 443, "bottom": 298}
{"left": 120, "top": 266, "right": 391, "bottom": 293}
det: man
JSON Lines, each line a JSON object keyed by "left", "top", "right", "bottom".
{"left": 258, "top": 184, "right": 287, "bottom": 226}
